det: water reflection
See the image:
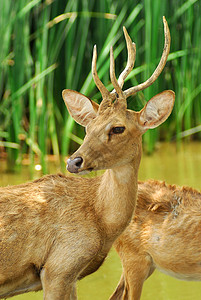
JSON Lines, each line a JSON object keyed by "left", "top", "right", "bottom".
{"left": 0, "top": 142, "right": 201, "bottom": 300}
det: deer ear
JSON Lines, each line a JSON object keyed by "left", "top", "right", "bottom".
{"left": 138, "top": 90, "right": 175, "bottom": 132}
{"left": 62, "top": 89, "right": 99, "bottom": 126}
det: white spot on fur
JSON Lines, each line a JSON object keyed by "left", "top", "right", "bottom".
{"left": 105, "top": 123, "right": 112, "bottom": 132}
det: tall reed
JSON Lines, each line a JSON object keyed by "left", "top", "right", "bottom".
{"left": 0, "top": 0, "right": 200, "bottom": 171}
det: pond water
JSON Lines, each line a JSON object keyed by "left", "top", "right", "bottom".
{"left": 0, "top": 142, "right": 201, "bottom": 300}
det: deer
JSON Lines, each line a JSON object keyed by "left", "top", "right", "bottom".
{"left": 0, "top": 17, "right": 174, "bottom": 299}
{"left": 109, "top": 180, "right": 201, "bottom": 300}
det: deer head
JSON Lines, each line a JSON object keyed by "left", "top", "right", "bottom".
{"left": 62, "top": 17, "right": 175, "bottom": 174}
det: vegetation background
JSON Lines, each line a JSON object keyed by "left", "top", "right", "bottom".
{"left": 0, "top": 0, "right": 201, "bottom": 173}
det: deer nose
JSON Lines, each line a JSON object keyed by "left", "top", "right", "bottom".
{"left": 67, "top": 157, "right": 83, "bottom": 173}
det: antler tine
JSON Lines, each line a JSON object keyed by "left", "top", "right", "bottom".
{"left": 117, "top": 27, "right": 136, "bottom": 89}
{"left": 110, "top": 26, "right": 136, "bottom": 100}
{"left": 92, "top": 45, "right": 111, "bottom": 100}
{"left": 124, "top": 16, "right": 171, "bottom": 99}
{"left": 110, "top": 46, "right": 125, "bottom": 99}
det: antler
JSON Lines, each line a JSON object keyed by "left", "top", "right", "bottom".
{"left": 123, "top": 16, "right": 170, "bottom": 98}
{"left": 111, "top": 26, "right": 136, "bottom": 94}
{"left": 110, "top": 46, "right": 125, "bottom": 100}
{"left": 92, "top": 16, "right": 170, "bottom": 106}
{"left": 92, "top": 45, "right": 112, "bottom": 100}
{"left": 92, "top": 27, "right": 136, "bottom": 107}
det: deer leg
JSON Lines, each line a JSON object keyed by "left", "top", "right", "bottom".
{"left": 40, "top": 238, "right": 100, "bottom": 300}
{"left": 109, "top": 273, "right": 125, "bottom": 300}
{"left": 41, "top": 266, "right": 78, "bottom": 300}
{"left": 110, "top": 254, "right": 154, "bottom": 300}
{"left": 122, "top": 254, "right": 154, "bottom": 300}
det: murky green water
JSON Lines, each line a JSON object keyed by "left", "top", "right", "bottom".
{"left": 1, "top": 142, "right": 201, "bottom": 300}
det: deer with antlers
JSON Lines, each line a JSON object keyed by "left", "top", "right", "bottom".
{"left": 109, "top": 180, "right": 201, "bottom": 300}
{"left": 0, "top": 17, "right": 174, "bottom": 299}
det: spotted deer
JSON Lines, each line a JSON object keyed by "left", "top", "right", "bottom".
{"left": 0, "top": 17, "right": 174, "bottom": 299}
{"left": 110, "top": 180, "right": 201, "bottom": 300}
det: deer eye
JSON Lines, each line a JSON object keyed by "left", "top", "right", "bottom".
{"left": 110, "top": 126, "right": 125, "bottom": 135}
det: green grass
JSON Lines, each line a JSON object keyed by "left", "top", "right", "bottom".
{"left": 0, "top": 0, "right": 201, "bottom": 171}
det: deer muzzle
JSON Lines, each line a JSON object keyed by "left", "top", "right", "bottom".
{"left": 67, "top": 157, "right": 83, "bottom": 173}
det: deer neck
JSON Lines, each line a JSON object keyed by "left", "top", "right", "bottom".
{"left": 96, "top": 151, "right": 141, "bottom": 239}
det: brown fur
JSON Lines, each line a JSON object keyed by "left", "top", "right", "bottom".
{"left": 0, "top": 97, "right": 174, "bottom": 300}
{"left": 0, "top": 172, "right": 136, "bottom": 299}
{"left": 0, "top": 91, "right": 174, "bottom": 299}
{"left": 110, "top": 180, "right": 201, "bottom": 300}
{"left": 0, "top": 23, "right": 174, "bottom": 298}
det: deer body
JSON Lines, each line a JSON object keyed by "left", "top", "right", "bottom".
{"left": 110, "top": 180, "right": 201, "bottom": 300}
{"left": 0, "top": 110, "right": 142, "bottom": 299}
{"left": 0, "top": 17, "right": 174, "bottom": 299}
{"left": 0, "top": 170, "right": 137, "bottom": 298}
